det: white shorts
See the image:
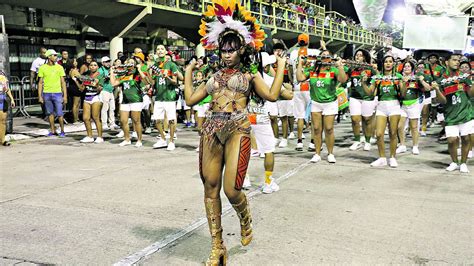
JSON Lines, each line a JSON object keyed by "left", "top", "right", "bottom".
{"left": 84, "top": 95, "right": 101, "bottom": 105}
{"left": 293, "top": 91, "right": 311, "bottom": 119}
{"left": 422, "top": 95, "right": 432, "bottom": 105}
{"left": 446, "top": 120, "right": 474, "bottom": 137}
{"left": 311, "top": 100, "right": 338, "bottom": 115}
{"left": 194, "top": 103, "right": 210, "bottom": 118}
{"left": 277, "top": 100, "right": 294, "bottom": 117}
{"left": 375, "top": 100, "right": 401, "bottom": 117}
{"left": 152, "top": 101, "right": 177, "bottom": 121}
{"left": 251, "top": 124, "right": 276, "bottom": 154}
{"left": 265, "top": 101, "right": 278, "bottom": 117}
{"left": 142, "top": 95, "right": 151, "bottom": 110}
{"left": 401, "top": 103, "right": 421, "bottom": 119}
{"left": 176, "top": 99, "right": 191, "bottom": 111}
{"left": 121, "top": 102, "right": 143, "bottom": 112}
{"left": 349, "top": 98, "right": 377, "bottom": 117}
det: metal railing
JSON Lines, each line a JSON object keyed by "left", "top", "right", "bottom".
{"left": 127, "top": 0, "right": 392, "bottom": 47}
{"left": 7, "top": 76, "right": 39, "bottom": 118}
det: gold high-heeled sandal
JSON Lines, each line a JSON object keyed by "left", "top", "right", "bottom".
{"left": 205, "top": 198, "right": 227, "bottom": 266}
{"left": 232, "top": 195, "right": 253, "bottom": 246}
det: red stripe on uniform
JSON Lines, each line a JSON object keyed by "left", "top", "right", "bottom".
{"left": 442, "top": 84, "right": 460, "bottom": 96}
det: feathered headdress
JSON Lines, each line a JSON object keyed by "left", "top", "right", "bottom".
{"left": 199, "top": 0, "right": 265, "bottom": 51}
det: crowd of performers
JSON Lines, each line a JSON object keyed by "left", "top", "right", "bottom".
{"left": 0, "top": 0, "right": 473, "bottom": 264}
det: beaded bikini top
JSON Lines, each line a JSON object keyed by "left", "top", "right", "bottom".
{"left": 205, "top": 68, "right": 251, "bottom": 111}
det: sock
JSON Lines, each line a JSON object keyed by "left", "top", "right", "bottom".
{"left": 298, "top": 139, "right": 302, "bottom": 143}
{"left": 354, "top": 135, "right": 361, "bottom": 142}
{"left": 265, "top": 171, "right": 273, "bottom": 185}
{"left": 365, "top": 136, "right": 371, "bottom": 142}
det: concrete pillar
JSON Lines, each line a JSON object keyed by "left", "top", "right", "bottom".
{"left": 195, "top": 43, "right": 205, "bottom": 58}
{"left": 110, "top": 37, "right": 123, "bottom": 62}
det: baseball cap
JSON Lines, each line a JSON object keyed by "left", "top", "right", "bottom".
{"left": 45, "top": 49, "right": 58, "bottom": 57}
{"left": 133, "top": 52, "right": 145, "bottom": 62}
{"left": 101, "top": 56, "right": 111, "bottom": 62}
{"left": 297, "top": 34, "right": 309, "bottom": 46}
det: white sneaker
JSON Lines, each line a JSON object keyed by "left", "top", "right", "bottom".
{"left": 135, "top": 141, "right": 143, "bottom": 148}
{"left": 420, "top": 131, "right": 427, "bottom": 137}
{"left": 131, "top": 131, "right": 138, "bottom": 140}
{"left": 327, "top": 154, "right": 336, "bottom": 163}
{"left": 349, "top": 141, "right": 363, "bottom": 151}
{"left": 370, "top": 157, "right": 387, "bottom": 167}
{"left": 118, "top": 140, "right": 131, "bottom": 147}
{"left": 251, "top": 149, "right": 260, "bottom": 157}
{"left": 459, "top": 163, "right": 470, "bottom": 173}
{"left": 270, "top": 178, "right": 280, "bottom": 192}
{"left": 102, "top": 125, "right": 109, "bottom": 130}
{"left": 94, "top": 137, "right": 104, "bottom": 144}
{"left": 116, "top": 130, "right": 124, "bottom": 138}
{"left": 259, "top": 152, "right": 265, "bottom": 158}
{"left": 262, "top": 182, "right": 273, "bottom": 194}
{"left": 308, "top": 143, "right": 316, "bottom": 152}
{"left": 110, "top": 124, "right": 120, "bottom": 130}
{"left": 144, "top": 127, "right": 152, "bottom": 134}
{"left": 301, "top": 133, "right": 306, "bottom": 139}
{"left": 242, "top": 177, "right": 251, "bottom": 189}
{"left": 363, "top": 142, "right": 371, "bottom": 151}
{"left": 153, "top": 139, "right": 167, "bottom": 149}
{"left": 370, "top": 137, "right": 377, "bottom": 144}
{"left": 396, "top": 145, "right": 407, "bottom": 154}
{"left": 80, "top": 136, "right": 95, "bottom": 143}
{"left": 167, "top": 142, "right": 176, "bottom": 151}
{"left": 389, "top": 157, "right": 398, "bottom": 168}
{"left": 288, "top": 132, "right": 296, "bottom": 139}
{"left": 310, "top": 154, "right": 321, "bottom": 163}
{"left": 295, "top": 142, "right": 303, "bottom": 151}
{"left": 445, "top": 162, "right": 459, "bottom": 172}
{"left": 412, "top": 146, "right": 420, "bottom": 155}
{"left": 278, "top": 138, "right": 288, "bottom": 148}
{"left": 274, "top": 138, "right": 280, "bottom": 147}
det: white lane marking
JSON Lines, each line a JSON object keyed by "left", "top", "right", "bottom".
{"left": 114, "top": 161, "right": 311, "bottom": 265}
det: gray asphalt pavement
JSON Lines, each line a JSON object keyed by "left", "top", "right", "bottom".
{"left": 1, "top": 118, "right": 473, "bottom": 265}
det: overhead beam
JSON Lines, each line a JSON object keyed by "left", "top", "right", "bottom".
{"left": 118, "top": 5, "right": 152, "bottom": 37}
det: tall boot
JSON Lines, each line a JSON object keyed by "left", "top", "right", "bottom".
{"left": 231, "top": 194, "right": 253, "bottom": 246}
{"left": 205, "top": 198, "right": 227, "bottom": 266}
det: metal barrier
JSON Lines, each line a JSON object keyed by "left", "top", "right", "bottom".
{"left": 6, "top": 75, "right": 40, "bottom": 118}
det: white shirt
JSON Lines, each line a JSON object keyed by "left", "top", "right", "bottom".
{"left": 30, "top": 57, "right": 47, "bottom": 73}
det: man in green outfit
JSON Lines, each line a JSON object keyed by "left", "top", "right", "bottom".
{"left": 151, "top": 44, "right": 180, "bottom": 151}
{"left": 431, "top": 54, "right": 473, "bottom": 173}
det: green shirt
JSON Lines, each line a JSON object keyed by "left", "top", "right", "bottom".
{"left": 153, "top": 61, "right": 179, "bottom": 102}
{"left": 98, "top": 66, "right": 113, "bottom": 93}
{"left": 348, "top": 66, "right": 375, "bottom": 100}
{"left": 371, "top": 73, "right": 403, "bottom": 101}
{"left": 402, "top": 76, "right": 423, "bottom": 105}
{"left": 119, "top": 74, "right": 143, "bottom": 104}
{"left": 437, "top": 71, "right": 473, "bottom": 126}
{"left": 38, "top": 63, "right": 65, "bottom": 93}
{"left": 305, "top": 66, "right": 344, "bottom": 103}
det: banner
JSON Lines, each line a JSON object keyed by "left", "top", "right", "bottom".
{"left": 352, "top": 0, "right": 388, "bottom": 29}
{"left": 403, "top": 15, "right": 469, "bottom": 50}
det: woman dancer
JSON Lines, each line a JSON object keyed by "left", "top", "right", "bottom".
{"left": 347, "top": 49, "right": 377, "bottom": 151}
{"left": 0, "top": 71, "right": 15, "bottom": 146}
{"left": 396, "top": 61, "right": 431, "bottom": 155}
{"left": 184, "top": 1, "right": 284, "bottom": 264}
{"left": 363, "top": 55, "right": 406, "bottom": 167}
{"left": 296, "top": 50, "right": 348, "bottom": 163}
{"left": 74, "top": 60, "right": 104, "bottom": 143}
{"left": 110, "top": 59, "right": 151, "bottom": 147}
